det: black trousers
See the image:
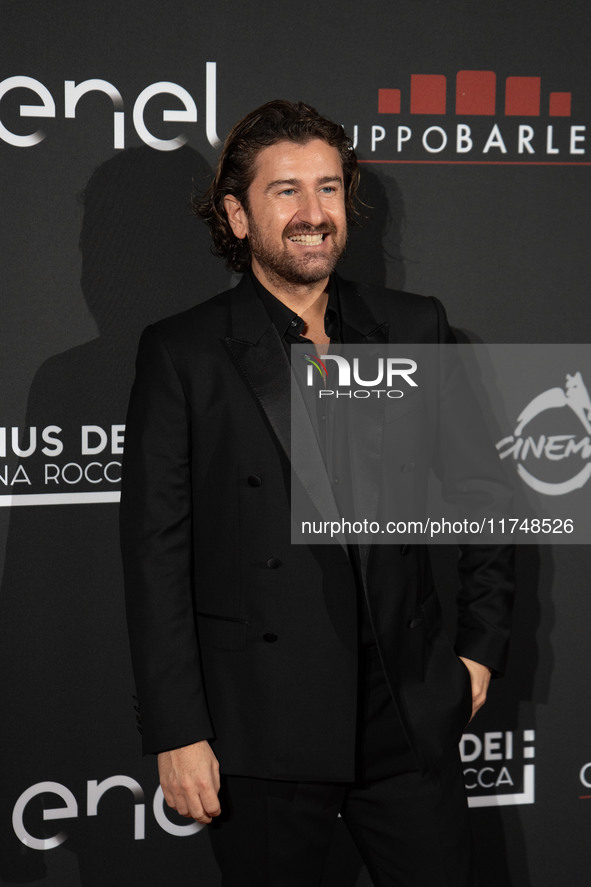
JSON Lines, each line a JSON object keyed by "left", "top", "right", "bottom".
{"left": 208, "top": 648, "right": 474, "bottom": 887}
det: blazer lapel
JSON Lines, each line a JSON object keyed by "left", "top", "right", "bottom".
{"left": 223, "top": 275, "right": 345, "bottom": 538}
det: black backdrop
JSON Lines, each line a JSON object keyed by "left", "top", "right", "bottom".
{"left": 2, "top": 2, "right": 591, "bottom": 884}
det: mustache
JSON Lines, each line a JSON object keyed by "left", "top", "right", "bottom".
{"left": 284, "top": 222, "right": 337, "bottom": 237}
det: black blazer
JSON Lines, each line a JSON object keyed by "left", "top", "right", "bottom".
{"left": 120, "top": 273, "right": 514, "bottom": 780}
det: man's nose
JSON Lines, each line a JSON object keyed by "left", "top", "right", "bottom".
{"left": 296, "top": 191, "right": 327, "bottom": 227}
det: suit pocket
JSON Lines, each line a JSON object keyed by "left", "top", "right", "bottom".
{"left": 196, "top": 612, "right": 248, "bottom": 651}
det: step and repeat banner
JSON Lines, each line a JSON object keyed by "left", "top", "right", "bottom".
{"left": 2, "top": 2, "right": 590, "bottom": 885}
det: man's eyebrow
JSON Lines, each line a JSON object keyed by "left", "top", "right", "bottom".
{"left": 264, "top": 178, "right": 299, "bottom": 193}
{"left": 263, "top": 175, "right": 343, "bottom": 193}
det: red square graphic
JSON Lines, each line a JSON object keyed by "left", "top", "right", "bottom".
{"left": 456, "top": 71, "right": 496, "bottom": 115}
{"left": 378, "top": 89, "right": 401, "bottom": 114}
{"left": 410, "top": 75, "right": 446, "bottom": 114}
{"left": 549, "top": 92, "right": 572, "bottom": 116}
{"left": 505, "top": 77, "right": 541, "bottom": 116}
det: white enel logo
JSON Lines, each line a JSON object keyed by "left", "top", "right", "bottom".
{"left": 0, "top": 62, "right": 221, "bottom": 151}
{"left": 12, "top": 776, "right": 203, "bottom": 850}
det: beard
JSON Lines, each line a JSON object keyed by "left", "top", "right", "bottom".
{"left": 246, "top": 217, "right": 347, "bottom": 286}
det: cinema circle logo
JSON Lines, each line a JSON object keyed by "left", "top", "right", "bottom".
{"left": 496, "top": 371, "right": 591, "bottom": 495}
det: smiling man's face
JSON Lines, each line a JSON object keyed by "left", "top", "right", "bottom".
{"left": 224, "top": 138, "right": 348, "bottom": 291}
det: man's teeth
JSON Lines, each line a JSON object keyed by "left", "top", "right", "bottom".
{"left": 288, "top": 234, "right": 324, "bottom": 244}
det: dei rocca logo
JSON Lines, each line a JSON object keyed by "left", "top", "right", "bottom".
{"left": 351, "top": 69, "right": 588, "bottom": 163}
{"left": 461, "top": 729, "right": 535, "bottom": 807}
{"left": 497, "top": 372, "right": 591, "bottom": 496}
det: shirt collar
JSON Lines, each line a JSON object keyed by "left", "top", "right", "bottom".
{"left": 250, "top": 269, "right": 341, "bottom": 342}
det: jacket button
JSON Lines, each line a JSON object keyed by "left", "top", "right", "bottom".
{"left": 408, "top": 617, "right": 424, "bottom": 629}
{"left": 266, "top": 557, "right": 282, "bottom": 569}
{"left": 248, "top": 475, "right": 262, "bottom": 487}
{"left": 263, "top": 633, "right": 278, "bottom": 643}
{"left": 401, "top": 462, "right": 416, "bottom": 473}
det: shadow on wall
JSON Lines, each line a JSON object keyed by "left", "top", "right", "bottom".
{"left": 0, "top": 146, "right": 228, "bottom": 887}
{"left": 79, "top": 144, "right": 231, "bottom": 342}
{"left": 339, "top": 162, "right": 406, "bottom": 292}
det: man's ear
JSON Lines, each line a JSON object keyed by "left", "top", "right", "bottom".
{"left": 224, "top": 195, "right": 248, "bottom": 240}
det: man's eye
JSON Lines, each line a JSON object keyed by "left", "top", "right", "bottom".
{"left": 321, "top": 186, "right": 335, "bottom": 194}
{"left": 280, "top": 189, "right": 295, "bottom": 196}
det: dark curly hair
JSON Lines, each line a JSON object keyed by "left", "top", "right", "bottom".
{"left": 193, "top": 100, "right": 359, "bottom": 273}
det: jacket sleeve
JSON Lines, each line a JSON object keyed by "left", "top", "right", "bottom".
{"left": 120, "top": 324, "right": 214, "bottom": 754}
{"left": 430, "top": 296, "right": 515, "bottom": 676}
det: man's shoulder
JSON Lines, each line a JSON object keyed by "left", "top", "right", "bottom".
{"left": 337, "top": 274, "right": 446, "bottom": 338}
{"left": 146, "top": 284, "right": 239, "bottom": 349}
{"left": 356, "top": 281, "right": 434, "bottom": 309}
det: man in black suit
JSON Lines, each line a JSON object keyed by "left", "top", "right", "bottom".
{"left": 120, "top": 100, "right": 514, "bottom": 886}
